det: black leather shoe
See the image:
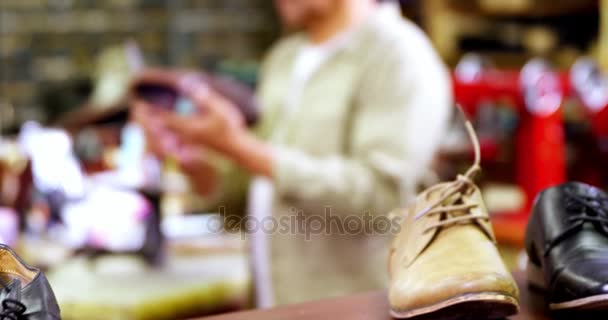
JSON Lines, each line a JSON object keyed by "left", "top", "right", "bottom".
{"left": 525, "top": 182, "right": 608, "bottom": 312}
{"left": 0, "top": 245, "right": 61, "bottom": 319}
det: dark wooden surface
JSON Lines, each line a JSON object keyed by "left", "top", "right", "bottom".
{"left": 54, "top": 102, "right": 128, "bottom": 131}
{"left": 198, "top": 271, "right": 608, "bottom": 320}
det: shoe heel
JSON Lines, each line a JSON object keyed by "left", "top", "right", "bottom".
{"left": 526, "top": 260, "right": 546, "bottom": 291}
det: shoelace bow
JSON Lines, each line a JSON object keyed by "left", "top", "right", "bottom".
{"left": 543, "top": 189, "right": 608, "bottom": 256}
{"left": 411, "top": 118, "right": 489, "bottom": 233}
{"left": 0, "top": 278, "right": 27, "bottom": 320}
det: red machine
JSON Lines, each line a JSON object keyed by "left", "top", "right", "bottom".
{"left": 569, "top": 58, "right": 608, "bottom": 187}
{"left": 571, "top": 57, "right": 608, "bottom": 137}
{"left": 453, "top": 56, "right": 567, "bottom": 246}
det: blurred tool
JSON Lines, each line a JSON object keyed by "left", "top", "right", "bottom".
{"left": 131, "top": 68, "right": 258, "bottom": 126}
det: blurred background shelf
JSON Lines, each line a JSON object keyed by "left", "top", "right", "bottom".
{"left": 424, "top": 0, "right": 600, "bottom": 67}
{"left": 0, "top": 0, "right": 279, "bottom": 132}
{"left": 447, "top": 0, "right": 598, "bottom": 18}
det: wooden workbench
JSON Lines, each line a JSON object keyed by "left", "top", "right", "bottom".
{"left": 44, "top": 235, "right": 250, "bottom": 320}
{"left": 199, "top": 272, "right": 607, "bottom": 320}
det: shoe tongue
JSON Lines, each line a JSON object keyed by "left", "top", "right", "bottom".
{"left": 541, "top": 184, "right": 608, "bottom": 249}
{"left": 399, "top": 186, "right": 446, "bottom": 267}
{"left": 400, "top": 182, "right": 496, "bottom": 266}
{"left": 568, "top": 182, "right": 608, "bottom": 199}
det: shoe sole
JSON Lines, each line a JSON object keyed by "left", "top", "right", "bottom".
{"left": 550, "top": 294, "right": 608, "bottom": 311}
{"left": 527, "top": 261, "right": 608, "bottom": 311}
{"left": 390, "top": 293, "right": 519, "bottom": 320}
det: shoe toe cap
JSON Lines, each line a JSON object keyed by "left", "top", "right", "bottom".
{"left": 551, "top": 258, "right": 608, "bottom": 303}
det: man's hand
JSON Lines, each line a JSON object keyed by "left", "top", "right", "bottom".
{"left": 132, "top": 100, "right": 218, "bottom": 196}
{"left": 164, "top": 85, "right": 245, "bottom": 156}
{"left": 164, "top": 83, "right": 274, "bottom": 177}
{"left": 132, "top": 100, "right": 178, "bottom": 159}
{"left": 174, "top": 146, "right": 217, "bottom": 196}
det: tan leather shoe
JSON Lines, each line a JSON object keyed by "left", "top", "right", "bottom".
{"left": 388, "top": 118, "right": 519, "bottom": 319}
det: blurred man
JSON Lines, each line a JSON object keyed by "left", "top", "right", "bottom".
{"left": 134, "top": 0, "right": 452, "bottom": 307}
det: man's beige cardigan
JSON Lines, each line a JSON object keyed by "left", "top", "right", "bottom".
{"left": 244, "top": 3, "right": 452, "bottom": 307}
